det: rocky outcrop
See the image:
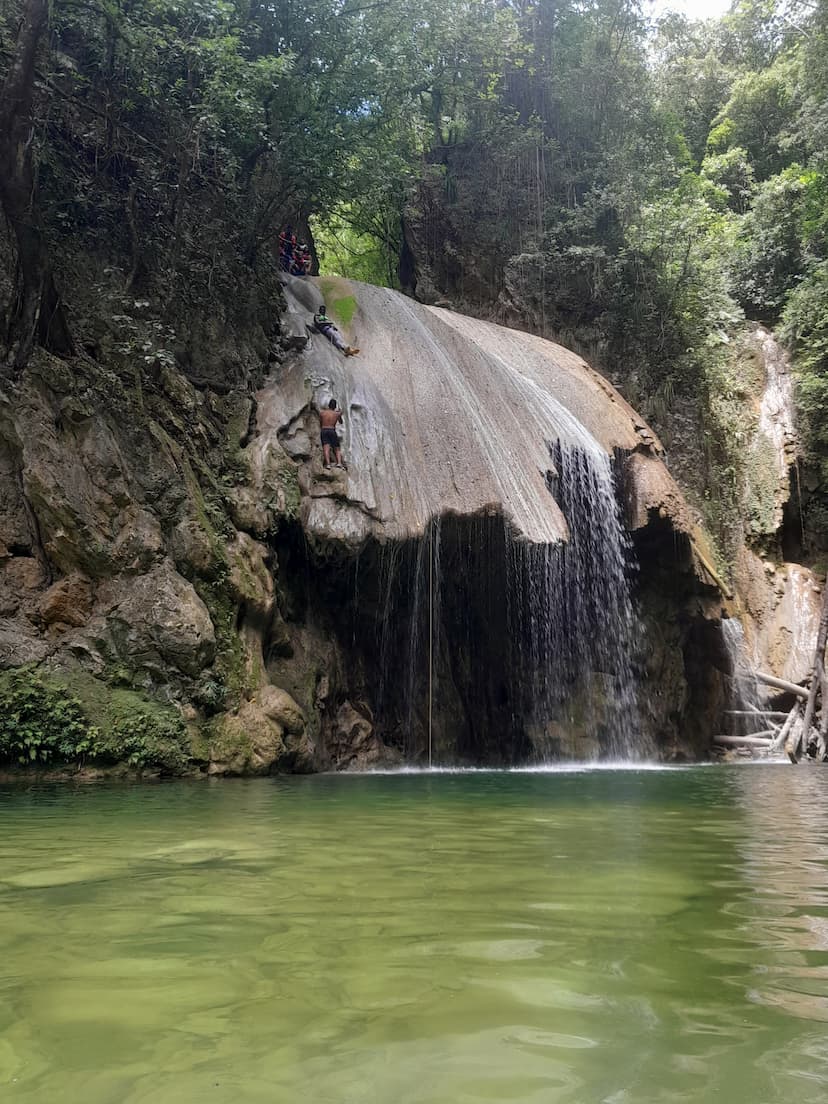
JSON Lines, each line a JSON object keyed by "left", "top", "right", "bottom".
{"left": 206, "top": 686, "right": 314, "bottom": 775}
{"left": 245, "top": 275, "right": 730, "bottom": 762}
{"left": 0, "top": 271, "right": 736, "bottom": 772}
{"left": 98, "top": 560, "right": 216, "bottom": 678}
{"left": 0, "top": 284, "right": 315, "bottom": 774}
{"left": 267, "top": 276, "right": 699, "bottom": 550}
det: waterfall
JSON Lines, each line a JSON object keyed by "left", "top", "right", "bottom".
{"left": 271, "top": 276, "right": 704, "bottom": 764}
{"left": 365, "top": 442, "right": 645, "bottom": 763}
{"left": 721, "top": 619, "right": 766, "bottom": 736}
{"left": 507, "top": 444, "right": 645, "bottom": 759}
{"left": 755, "top": 325, "right": 797, "bottom": 493}
{"left": 746, "top": 324, "right": 802, "bottom": 551}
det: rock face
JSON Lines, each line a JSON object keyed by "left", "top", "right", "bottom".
{"left": 275, "top": 275, "right": 693, "bottom": 551}
{"left": 0, "top": 273, "right": 738, "bottom": 771}
{"left": 252, "top": 276, "right": 730, "bottom": 762}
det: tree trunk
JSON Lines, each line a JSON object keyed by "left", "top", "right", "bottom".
{"left": 714, "top": 734, "right": 775, "bottom": 748}
{"left": 0, "top": 0, "right": 73, "bottom": 367}
{"left": 790, "top": 579, "right": 828, "bottom": 762}
{"left": 771, "top": 702, "right": 800, "bottom": 752}
{"left": 755, "top": 671, "right": 809, "bottom": 700}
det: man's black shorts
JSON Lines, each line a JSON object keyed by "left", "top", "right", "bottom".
{"left": 321, "top": 428, "right": 339, "bottom": 448}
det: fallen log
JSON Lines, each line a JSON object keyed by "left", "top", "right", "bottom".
{"left": 818, "top": 665, "right": 828, "bottom": 759}
{"left": 694, "top": 545, "right": 733, "bottom": 599}
{"left": 714, "top": 733, "right": 774, "bottom": 747}
{"left": 755, "top": 671, "right": 809, "bottom": 700}
{"left": 725, "top": 710, "right": 789, "bottom": 721}
{"left": 772, "top": 703, "right": 800, "bottom": 752}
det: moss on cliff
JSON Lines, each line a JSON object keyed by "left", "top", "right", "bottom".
{"left": 0, "top": 667, "right": 195, "bottom": 774}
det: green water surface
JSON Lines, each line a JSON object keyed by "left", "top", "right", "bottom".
{"left": 2, "top": 766, "right": 828, "bottom": 1103}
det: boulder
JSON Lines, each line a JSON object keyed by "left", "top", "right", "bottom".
{"left": 110, "top": 508, "right": 164, "bottom": 574}
{"left": 101, "top": 559, "right": 216, "bottom": 677}
{"left": 329, "top": 700, "right": 399, "bottom": 770}
{"left": 0, "top": 623, "right": 52, "bottom": 667}
{"left": 38, "top": 572, "right": 93, "bottom": 629}
{"left": 207, "top": 687, "right": 314, "bottom": 774}
{"left": 169, "top": 516, "right": 218, "bottom": 578}
{"left": 4, "top": 555, "right": 46, "bottom": 593}
{"left": 228, "top": 486, "right": 271, "bottom": 538}
{"left": 259, "top": 684, "right": 305, "bottom": 734}
{"left": 226, "top": 532, "right": 274, "bottom": 620}
{"left": 207, "top": 701, "right": 286, "bottom": 776}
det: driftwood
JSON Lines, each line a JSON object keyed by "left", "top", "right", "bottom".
{"left": 819, "top": 665, "right": 828, "bottom": 757}
{"left": 755, "top": 671, "right": 809, "bottom": 700}
{"left": 788, "top": 583, "right": 828, "bottom": 763}
{"left": 694, "top": 545, "right": 734, "bottom": 600}
{"left": 772, "top": 703, "right": 800, "bottom": 752}
{"left": 714, "top": 734, "right": 775, "bottom": 748}
{"left": 725, "top": 710, "right": 789, "bottom": 721}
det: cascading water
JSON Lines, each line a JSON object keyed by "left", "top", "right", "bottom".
{"left": 271, "top": 275, "right": 708, "bottom": 765}
{"left": 508, "top": 445, "right": 646, "bottom": 759}
{"left": 721, "top": 619, "right": 766, "bottom": 737}
{"left": 362, "top": 439, "right": 646, "bottom": 764}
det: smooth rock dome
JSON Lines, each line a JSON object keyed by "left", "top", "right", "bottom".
{"left": 258, "top": 275, "right": 696, "bottom": 551}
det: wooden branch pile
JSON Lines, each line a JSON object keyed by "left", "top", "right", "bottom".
{"left": 714, "top": 580, "right": 828, "bottom": 763}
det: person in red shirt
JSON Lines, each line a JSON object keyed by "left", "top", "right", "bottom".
{"left": 278, "top": 225, "right": 296, "bottom": 271}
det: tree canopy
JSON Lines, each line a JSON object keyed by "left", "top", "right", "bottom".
{"left": 1, "top": 0, "right": 827, "bottom": 541}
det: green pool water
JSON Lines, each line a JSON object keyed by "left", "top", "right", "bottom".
{"left": 2, "top": 766, "right": 828, "bottom": 1103}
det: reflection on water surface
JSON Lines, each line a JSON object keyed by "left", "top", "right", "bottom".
{"left": 1, "top": 766, "right": 828, "bottom": 1103}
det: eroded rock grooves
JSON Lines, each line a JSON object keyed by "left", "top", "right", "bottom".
{"left": 0, "top": 272, "right": 730, "bottom": 774}
{"left": 264, "top": 277, "right": 723, "bottom": 766}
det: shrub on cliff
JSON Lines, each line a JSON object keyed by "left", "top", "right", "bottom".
{"left": 0, "top": 668, "right": 192, "bottom": 773}
{"left": 0, "top": 669, "right": 100, "bottom": 765}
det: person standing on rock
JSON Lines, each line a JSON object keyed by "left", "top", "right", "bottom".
{"left": 319, "top": 399, "right": 347, "bottom": 469}
{"left": 313, "top": 304, "right": 359, "bottom": 357}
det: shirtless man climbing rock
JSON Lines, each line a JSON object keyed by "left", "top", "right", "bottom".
{"left": 319, "top": 398, "right": 347, "bottom": 469}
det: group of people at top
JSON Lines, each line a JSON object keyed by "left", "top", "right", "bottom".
{"left": 279, "top": 225, "right": 311, "bottom": 276}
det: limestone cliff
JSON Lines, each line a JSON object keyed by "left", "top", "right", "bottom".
{"left": 0, "top": 271, "right": 733, "bottom": 774}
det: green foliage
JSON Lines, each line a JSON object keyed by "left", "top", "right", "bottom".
{"left": 313, "top": 209, "right": 395, "bottom": 286}
{"left": 105, "top": 712, "right": 189, "bottom": 774}
{"left": 0, "top": 667, "right": 192, "bottom": 773}
{"left": 0, "top": 670, "right": 100, "bottom": 765}
{"left": 784, "top": 261, "right": 828, "bottom": 477}
{"left": 710, "top": 58, "right": 801, "bottom": 178}
{"left": 729, "top": 165, "right": 814, "bottom": 311}
{"left": 4, "top": 0, "right": 828, "bottom": 554}
{"left": 90, "top": 682, "right": 194, "bottom": 774}
{"left": 700, "top": 147, "right": 756, "bottom": 212}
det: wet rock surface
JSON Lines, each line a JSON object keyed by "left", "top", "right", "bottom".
{"left": 0, "top": 278, "right": 749, "bottom": 772}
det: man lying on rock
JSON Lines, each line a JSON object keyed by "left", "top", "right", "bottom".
{"left": 319, "top": 398, "right": 348, "bottom": 470}
{"left": 313, "top": 304, "right": 359, "bottom": 357}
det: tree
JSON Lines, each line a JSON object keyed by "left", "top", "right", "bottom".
{"left": 0, "top": 0, "right": 72, "bottom": 366}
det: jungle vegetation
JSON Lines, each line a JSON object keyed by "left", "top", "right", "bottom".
{"left": 1, "top": 0, "right": 826, "bottom": 544}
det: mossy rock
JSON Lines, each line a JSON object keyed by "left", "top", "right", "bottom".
{"left": 0, "top": 667, "right": 195, "bottom": 774}
{"left": 206, "top": 703, "right": 286, "bottom": 775}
